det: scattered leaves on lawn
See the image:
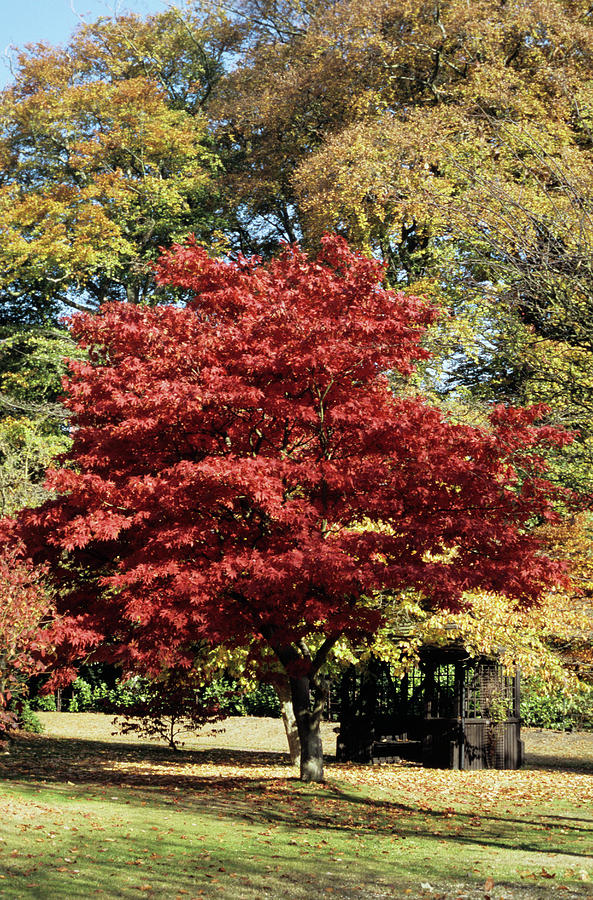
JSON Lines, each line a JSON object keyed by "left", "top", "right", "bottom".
{"left": 0, "top": 716, "right": 592, "bottom": 900}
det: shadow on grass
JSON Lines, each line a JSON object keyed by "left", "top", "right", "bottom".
{"left": 6, "top": 732, "right": 297, "bottom": 768}
{"left": 2, "top": 732, "right": 592, "bottom": 866}
{"left": 524, "top": 753, "right": 593, "bottom": 775}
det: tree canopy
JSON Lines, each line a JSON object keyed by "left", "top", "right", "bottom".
{"left": 14, "top": 237, "right": 569, "bottom": 780}
{"left": 0, "top": 7, "right": 238, "bottom": 325}
{"left": 4, "top": 0, "right": 593, "bottom": 507}
{"left": 2, "top": 0, "right": 593, "bottom": 766}
{"left": 216, "top": 0, "right": 593, "bottom": 257}
{"left": 0, "top": 6, "right": 240, "bottom": 512}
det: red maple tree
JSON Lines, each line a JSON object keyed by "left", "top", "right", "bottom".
{"left": 0, "top": 536, "right": 52, "bottom": 738}
{"left": 17, "top": 236, "right": 569, "bottom": 780}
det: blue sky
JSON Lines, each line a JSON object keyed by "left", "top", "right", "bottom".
{"left": 0, "top": 0, "right": 174, "bottom": 87}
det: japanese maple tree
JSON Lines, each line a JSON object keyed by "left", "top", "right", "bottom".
{"left": 18, "top": 236, "right": 568, "bottom": 781}
{"left": 112, "top": 668, "right": 224, "bottom": 751}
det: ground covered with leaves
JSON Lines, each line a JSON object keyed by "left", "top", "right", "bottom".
{"left": 0, "top": 715, "right": 591, "bottom": 899}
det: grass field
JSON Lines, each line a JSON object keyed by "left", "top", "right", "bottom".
{"left": 0, "top": 714, "right": 591, "bottom": 899}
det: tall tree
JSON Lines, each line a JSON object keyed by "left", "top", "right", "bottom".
{"left": 211, "top": 2, "right": 593, "bottom": 467}
{"left": 216, "top": 0, "right": 593, "bottom": 262}
{"left": 17, "top": 237, "right": 567, "bottom": 781}
{"left": 0, "top": 6, "right": 241, "bottom": 512}
{"left": 435, "top": 139, "right": 593, "bottom": 493}
{"left": 0, "top": 7, "right": 239, "bottom": 324}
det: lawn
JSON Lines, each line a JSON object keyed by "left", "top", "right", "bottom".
{"left": 0, "top": 715, "right": 591, "bottom": 899}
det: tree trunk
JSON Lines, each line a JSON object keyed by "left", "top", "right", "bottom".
{"left": 268, "top": 634, "right": 338, "bottom": 783}
{"left": 290, "top": 674, "right": 324, "bottom": 783}
{"left": 276, "top": 680, "right": 301, "bottom": 767}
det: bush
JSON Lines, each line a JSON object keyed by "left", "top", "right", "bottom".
{"left": 66, "top": 675, "right": 146, "bottom": 712}
{"left": 10, "top": 701, "right": 44, "bottom": 733}
{"left": 68, "top": 677, "right": 95, "bottom": 711}
{"left": 30, "top": 667, "right": 283, "bottom": 718}
{"left": 201, "top": 677, "right": 282, "bottom": 717}
{"left": 32, "top": 694, "right": 57, "bottom": 711}
{"left": 521, "top": 678, "right": 593, "bottom": 731}
{"left": 244, "top": 682, "right": 281, "bottom": 717}
{"left": 202, "top": 676, "right": 247, "bottom": 716}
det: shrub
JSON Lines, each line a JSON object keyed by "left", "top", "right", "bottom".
{"left": 32, "top": 694, "right": 57, "bottom": 711}
{"left": 521, "top": 678, "right": 593, "bottom": 731}
{"left": 67, "top": 677, "right": 95, "bottom": 711}
{"left": 202, "top": 676, "right": 246, "bottom": 716}
{"left": 199, "top": 677, "right": 282, "bottom": 717}
{"left": 30, "top": 668, "right": 283, "bottom": 719}
{"left": 8, "top": 700, "right": 44, "bottom": 733}
{"left": 244, "top": 682, "right": 281, "bottom": 717}
{"left": 19, "top": 702, "right": 44, "bottom": 733}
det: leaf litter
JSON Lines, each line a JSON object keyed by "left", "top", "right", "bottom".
{"left": 0, "top": 715, "right": 591, "bottom": 899}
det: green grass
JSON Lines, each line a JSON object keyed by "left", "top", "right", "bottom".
{"left": 0, "top": 719, "right": 592, "bottom": 899}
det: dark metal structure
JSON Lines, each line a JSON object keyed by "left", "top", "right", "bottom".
{"left": 336, "top": 647, "right": 523, "bottom": 769}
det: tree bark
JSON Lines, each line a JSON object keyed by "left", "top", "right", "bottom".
{"left": 290, "top": 673, "right": 325, "bottom": 783}
{"left": 267, "top": 633, "right": 338, "bottom": 783}
{"left": 276, "top": 679, "right": 301, "bottom": 767}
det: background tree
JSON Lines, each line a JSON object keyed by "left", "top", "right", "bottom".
{"left": 0, "top": 6, "right": 241, "bottom": 511}
{"left": 215, "top": 0, "right": 593, "bottom": 259}
{"left": 17, "top": 237, "right": 568, "bottom": 782}
{"left": 0, "top": 7, "right": 239, "bottom": 323}
{"left": 432, "top": 137, "right": 593, "bottom": 494}
{"left": 211, "top": 1, "right": 593, "bottom": 501}
{"left": 0, "top": 327, "right": 79, "bottom": 515}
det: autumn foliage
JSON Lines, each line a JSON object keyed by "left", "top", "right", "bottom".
{"left": 0, "top": 535, "right": 52, "bottom": 736}
{"left": 17, "top": 236, "right": 569, "bottom": 779}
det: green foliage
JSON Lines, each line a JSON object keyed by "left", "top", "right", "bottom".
{"left": 243, "top": 682, "right": 282, "bottom": 717}
{"left": 29, "top": 693, "right": 57, "bottom": 712}
{"left": 63, "top": 673, "right": 282, "bottom": 718}
{"left": 66, "top": 677, "right": 96, "bottom": 712}
{"left": 66, "top": 676, "right": 141, "bottom": 713}
{"left": 214, "top": 0, "right": 593, "bottom": 499}
{"left": 0, "top": 329, "right": 76, "bottom": 404}
{"left": 203, "top": 677, "right": 281, "bottom": 717}
{"left": 201, "top": 675, "right": 246, "bottom": 715}
{"left": 0, "top": 326, "right": 80, "bottom": 515}
{"left": 0, "top": 417, "right": 71, "bottom": 516}
{"left": 521, "top": 677, "right": 593, "bottom": 731}
{"left": 11, "top": 701, "right": 44, "bottom": 734}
